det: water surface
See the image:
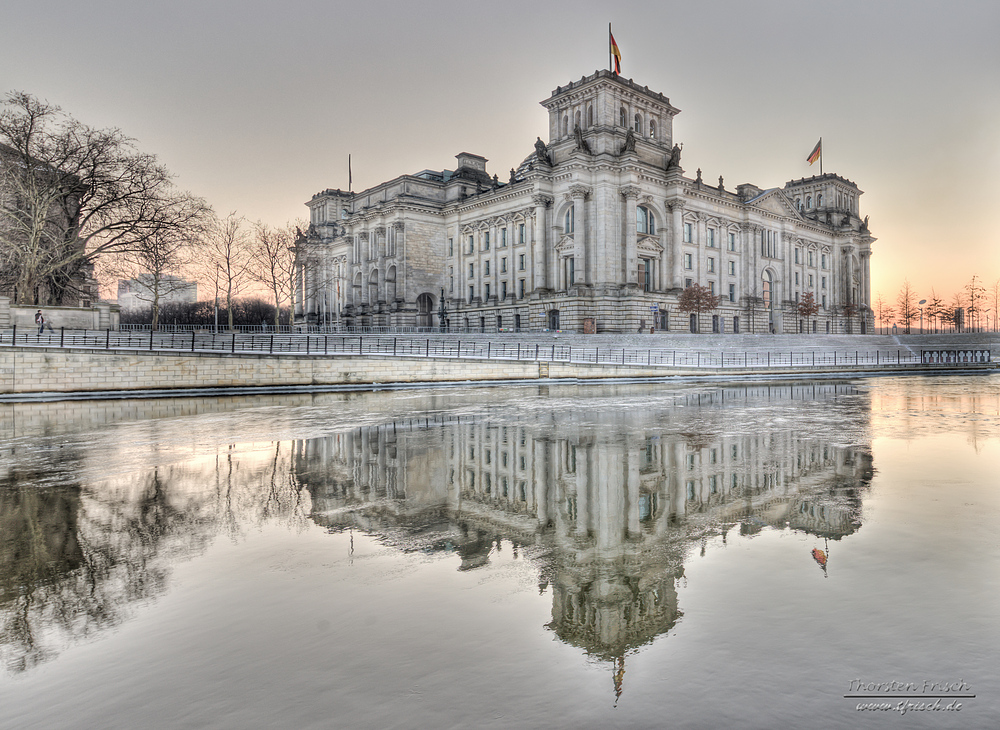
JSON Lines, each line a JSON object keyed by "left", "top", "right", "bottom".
{"left": 1, "top": 376, "right": 998, "bottom": 729}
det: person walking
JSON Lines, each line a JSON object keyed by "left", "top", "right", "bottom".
{"left": 35, "top": 309, "right": 53, "bottom": 334}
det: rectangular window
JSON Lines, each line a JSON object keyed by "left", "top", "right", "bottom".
{"left": 795, "top": 248, "right": 800, "bottom": 264}
{"left": 795, "top": 272, "right": 799, "bottom": 285}
{"left": 485, "top": 260, "right": 490, "bottom": 276}
{"left": 822, "top": 294, "right": 827, "bottom": 308}
{"left": 484, "top": 232, "right": 490, "bottom": 250}
{"left": 469, "top": 285, "right": 474, "bottom": 303}
{"left": 709, "top": 281, "right": 715, "bottom": 295}
{"left": 484, "top": 283, "right": 490, "bottom": 300}
{"left": 808, "top": 274, "right": 814, "bottom": 287}
{"left": 708, "top": 257, "right": 715, "bottom": 273}
{"left": 821, "top": 254, "right": 827, "bottom": 269}
{"left": 518, "top": 279, "right": 525, "bottom": 299}
{"left": 707, "top": 229, "right": 715, "bottom": 248}
{"left": 468, "top": 235, "right": 474, "bottom": 254}
{"left": 518, "top": 254, "right": 525, "bottom": 271}
{"left": 683, "top": 222, "right": 692, "bottom": 243}
{"left": 728, "top": 232, "right": 736, "bottom": 251}
{"left": 808, "top": 251, "right": 813, "bottom": 266}
{"left": 684, "top": 253, "right": 693, "bottom": 270}
{"left": 822, "top": 276, "right": 827, "bottom": 289}
{"left": 501, "top": 281, "right": 507, "bottom": 300}
{"left": 518, "top": 223, "right": 525, "bottom": 244}
{"left": 501, "top": 228, "right": 507, "bottom": 247}
{"left": 728, "top": 283, "right": 735, "bottom": 302}
{"left": 685, "top": 277, "right": 693, "bottom": 288}
{"left": 568, "top": 257, "right": 575, "bottom": 285}
{"left": 449, "top": 238, "right": 454, "bottom": 256}
{"left": 469, "top": 263, "right": 474, "bottom": 278}
{"left": 501, "top": 257, "right": 507, "bottom": 273}
{"left": 728, "top": 260, "right": 735, "bottom": 276}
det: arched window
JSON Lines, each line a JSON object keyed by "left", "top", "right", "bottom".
{"left": 564, "top": 205, "right": 575, "bottom": 234}
{"left": 649, "top": 119, "right": 656, "bottom": 139}
{"left": 587, "top": 105, "right": 594, "bottom": 127}
{"left": 762, "top": 270, "right": 773, "bottom": 310}
{"left": 574, "top": 110, "right": 581, "bottom": 129}
{"left": 634, "top": 114, "right": 642, "bottom": 134}
{"left": 806, "top": 195, "right": 812, "bottom": 208}
{"left": 620, "top": 107, "right": 628, "bottom": 127}
{"left": 562, "top": 115, "right": 569, "bottom": 136}
{"left": 817, "top": 193, "right": 823, "bottom": 207}
{"left": 636, "top": 205, "right": 655, "bottom": 235}
{"left": 796, "top": 198, "right": 802, "bottom": 210}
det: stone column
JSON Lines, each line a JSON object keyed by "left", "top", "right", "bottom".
{"left": 374, "top": 226, "right": 387, "bottom": 305}
{"left": 621, "top": 185, "right": 640, "bottom": 287}
{"left": 531, "top": 194, "right": 553, "bottom": 294}
{"left": 392, "top": 221, "right": 405, "bottom": 303}
{"left": 669, "top": 202, "right": 685, "bottom": 289}
{"left": 568, "top": 184, "right": 591, "bottom": 285}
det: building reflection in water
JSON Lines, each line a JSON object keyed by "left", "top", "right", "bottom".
{"left": 0, "top": 382, "right": 873, "bottom": 690}
{"left": 297, "top": 382, "right": 874, "bottom": 680}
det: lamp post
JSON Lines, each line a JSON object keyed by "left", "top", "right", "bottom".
{"left": 214, "top": 264, "right": 221, "bottom": 334}
{"left": 918, "top": 299, "right": 926, "bottom": 334}
{"left": 438, "top": 288, "right": 448, "bottom": 332}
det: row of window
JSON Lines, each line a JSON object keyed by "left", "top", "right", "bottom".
{"left": 682, "top": 223, "right": 738, "bottom": 251}
{"left": 558, "top": 106, "right": 662, "bottom": 140}
{"left": 793, "top": 272, "right": 827, "bottom": 289}
{"left": 463, "top": 280, "right": 527, "bottom": 303}
{"left": 794, "top": 248, "right": 828, "bottom": 269}
{"left": 452, "top": 223, "right": 527, "bottom": 256}
{"left": 683, "top": 254, "right": 739, "bottom": 277}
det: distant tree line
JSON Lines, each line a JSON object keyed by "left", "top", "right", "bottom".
{"left": 120, "top": 297, "right": 291, "bottom": 328}
{"left": 875, "top": 275, "right": 1000, "bottom": 334}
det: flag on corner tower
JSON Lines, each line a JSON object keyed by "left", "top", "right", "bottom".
{"left": 610, "top": 27, "right": 621, "bottom": 75}
{"left": 807, "top": 139, "right": 822, "bottom": 165}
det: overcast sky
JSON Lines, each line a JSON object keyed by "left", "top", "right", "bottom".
{"left": 4, "top": 0, "right": 999, "bottom": 305}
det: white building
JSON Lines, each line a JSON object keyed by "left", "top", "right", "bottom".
{"left": 117, "top": 275, "right": 197, "bottom": 311}
{"left": 296, "top": 70, "right": 874, "bottom": 334}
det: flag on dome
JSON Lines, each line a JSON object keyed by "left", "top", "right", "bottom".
{"left": 807, "top": 139, "right": 822, "bottom": 166}
{"left": 609, "top": 26, "right": 621, "bottom": 75}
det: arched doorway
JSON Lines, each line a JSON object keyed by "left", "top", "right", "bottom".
{"left": 689, "top": 313, "right": 697, "bottom": 333}
{"left": 762, "top": 270, "right": 774, "bottom": 333}
{"left": 416, "top": 292, "right": 434, "bottom": 328}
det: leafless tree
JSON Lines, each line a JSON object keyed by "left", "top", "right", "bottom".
{"left": 896, "top": 280, "right": 918, "bottom": 334}
{"left": 200, "top": 213, "right": 251, "bottom": 331}
{"left": 924, "top": 289, "right": 944, "bottom": 333}
{"left": 678, "top": 283, "right": 723, "bottom": 333}
{"left": 991, "top": 279, "right": 1000, "bottom": 332}
{"left": 0, "top": 91, "right": 206, "bottom": 305}
{"left": 248, "top": 221, "right": 299, "bottom": 328}
{"left": 796, "top": 291, "right": 819, "bottom": 333}
{"left": 874, "top": 292, "right": 894, "bottom": 334}
{"left": 965, "top": 275, "right": 986, "bottom": 331}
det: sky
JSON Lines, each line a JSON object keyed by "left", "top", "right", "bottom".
{"left": 3, "top": 0, "right": 999, "bottom": 306}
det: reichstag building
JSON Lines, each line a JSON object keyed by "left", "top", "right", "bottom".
{"left": 294, "top": 70, "right": 874, "bottom": 333}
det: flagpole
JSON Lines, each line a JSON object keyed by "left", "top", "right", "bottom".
{"left": 819, "top": 137, "right": 823, "bottom": 176}
{"left": 609, "top": 23, "right": 612, "bottom": 73}
{"left": 348, "top": 154, "right": 352, "bottom": 192}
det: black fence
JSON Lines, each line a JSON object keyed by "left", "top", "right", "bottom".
{"left": 3, "top": 326, "right": 994, "bottom": 372}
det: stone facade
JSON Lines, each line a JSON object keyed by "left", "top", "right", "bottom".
{"left": 296, "top": 70, "right": 875, "bottom": 334}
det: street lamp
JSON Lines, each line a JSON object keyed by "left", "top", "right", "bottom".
{"left": 918, "top": 299, "right": 926, "bottom": 334}
{"left": 438, "top": 288, "right": 448, "bottom": 332}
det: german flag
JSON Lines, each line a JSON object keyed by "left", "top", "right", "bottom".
{"left": 807, "top": 138, "right": 822, "bottom": 165}
{"left": 610, "top": 28, "right": 621, "bottom": 75}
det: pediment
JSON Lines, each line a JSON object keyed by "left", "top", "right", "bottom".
{"left": 637, "top": 235, "right": 663, "bottom": 255}
{"left": 747, "top": 189, "right": 800, "bottom": 218}
{"left": 555, "top": 234, "right": 575, "bottom": 252}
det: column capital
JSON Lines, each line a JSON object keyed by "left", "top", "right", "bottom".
{"left": 532, "top": 193, "right": 554, "bottom": 208}
{"left": 568, "top": 184, "right": 592, "bottom": 200}
{"left": 620, "top": 185, "right": 641, "bottom": 200}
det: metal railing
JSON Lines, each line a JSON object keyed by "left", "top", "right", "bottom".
{"left": 3, "top": 326, "right": 993, "bottom": 371}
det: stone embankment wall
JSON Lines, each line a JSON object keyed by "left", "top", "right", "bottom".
{"left": 0, "top": 297, "right": 119, "bottom": 329}
{"left": 0, "top": 343, "right": 994, "bottom": 396}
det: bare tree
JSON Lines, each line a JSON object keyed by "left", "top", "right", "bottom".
{"left": 796, "top": 291, "right": 819, "bottom": 333}
{"left": 896, "top": 280, "right": 918, "bottom": 334}
{"left": 0, "top": 91, "right": 206, "bottom": 305}
{"left": 874, "top": 292, "right": 894, "bottom": 334}
{"left": 992, "top": 279, "right": 1000, "bottom": 332}
{"left": 924, "top": 289, "right": 944, "bottom": 333}
{"left": 200, "top": 213, "right": 251, "bottom": 331}
{"left": 678, "top": 283, "right": 723, "bottom": 333}
{"left": 248, "top": 221, "right": 299, "bottom": 328}
{"left": 965, "top": 275, "right": 986, "bottom": 332}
